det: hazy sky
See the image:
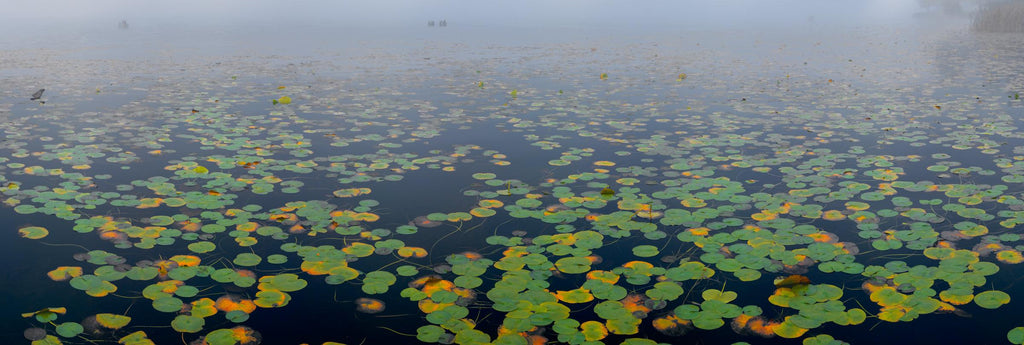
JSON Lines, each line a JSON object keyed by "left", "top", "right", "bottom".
{"left": 4, "top": 0, "right": 962, "bottom": 30}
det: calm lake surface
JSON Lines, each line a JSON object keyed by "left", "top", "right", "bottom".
{"left": 3, "top": 3, "right": 1024, "bottom": 345}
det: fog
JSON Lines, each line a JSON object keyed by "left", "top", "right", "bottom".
{"left": 0, "top": 0, "right": 1016, "bottom": 72}
{"left": 2, "top": 0, "right": 987, "bottom": 32}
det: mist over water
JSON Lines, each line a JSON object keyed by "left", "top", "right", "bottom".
{"left": 0, "top": 0, "right": 995, "bottom": 54}
{"left": 1, "top": 0, "right": 1003, "bottom": 85}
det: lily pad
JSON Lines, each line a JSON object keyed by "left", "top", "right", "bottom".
{"left": 171, "top": 315, "right": 205, "bottom": 333}
{"left": 18, "top": 226, "right": 49, "bottom": 239}
{"left": 975, "top": 290, "right": 1011, "bottom": 309}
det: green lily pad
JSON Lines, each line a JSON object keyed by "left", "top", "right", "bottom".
{"left": 975, "top": 290, "right": 1011, "bottom": 309}
{"left": 266, "top": 254, "right": 288, "bottom": 264}
{"left": 171, "top": 315, "right": 205, "bottom": 333}
{"left": 257, "top": 274, "right": 307, "bottom": 292}
{"left": 69, "top": 275, "right": 117, "bottom": 297}
{"left": 18, "top": 226, "right": 49, "bottom": 239}
{"left": 1009, "top": 327, "right": 1024, "bottom": 345}
{"left": 55, "top": 322, "right": 83, "bottom": 338}
{"left": 555, "top": 256, "right": 592, "bottom": 274}
{"left": 152, "top": 296, "right": 184, "bottom": 313}
{"left": 417, "top": 325, "right": 447, "bottom": 343}
{"left": 233, "top": 253, "right": 262, "bottom": 266}
{"left": 362, "top": 271, "right": 397, "bottom": 294}
{"left": 632, "top": 245, "right": 660, "bottom": 257}
{"left": 187, "top": 241, "right": 216, "bottom": 254}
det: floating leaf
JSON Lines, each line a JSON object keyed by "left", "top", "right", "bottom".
{"left": 772, "top": 317, "right": 808, "bottom": 338}
{"left": 362, "top": 271, "right": 397, "bottom": 294}
{"left": 188, "top": 241, "right": 216, "bottom": 254}
{"left": 975, "top": 290, "right": 1010, "bottom": 309}
{"left": 417, "top": 325, "right": 446, "bottom": 343}
{"left": 1009, "top": 327, "right": 1024, "bottom": 345}
{"left": 254, "top": 290, "right": 291, "bottom": 308}
{"left": 632, "top": 245, "right": 659, "bottom": 257}
{"left": 203, "top": 326, "right": 261, "bottom": 345}
{"left": 55, "top": 322, "right": 83, "bottom": 338}
{"left": 152, "top": 296, "right": 184, "bottom": 313}
{"left": 555, "top": 288, "right": 595, "bottom": 303}
{"left": 95, "top": 313, "right": 131, "bottom": 329}
{"left": 580, "top": 321, "right": 608, "bottom": 341}
{"left": 232, "top": 253, "right": 262, "bottom": 267}
{"left": 171, "top": 315, "right": 204, "bottom": 333}
{"left": 555, "top": 256, "right": 592, "bottom": 274}
{"left": 19, "top": 226, "right": 49, "bottom": 239}
{"left": 47, "top": 267, "right": 83, "bottom": 281}
{"left": 343, "top": 242, "right": 375, "bottom": 257}
{"left": 69, "top": 275, "right": 117, "bottom": 297}
{"left": 257, "top": 274, "right": 307, "bottom": 292}
{"left": 21, "top": 307, "right": 67, "bottom": 323}
{"left": 355, "top": 297, "right": 386, "bottom": 314}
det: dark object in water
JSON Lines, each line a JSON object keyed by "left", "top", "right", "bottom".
{"left": 23, "top": 327, "right": 47, "bottom": 341}
{"left": 31, "top": 89, "right": 44, "bottom": 100}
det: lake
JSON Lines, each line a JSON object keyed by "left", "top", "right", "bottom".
{"left": 3, "top": 2, "right": 1024, "bottom": 345}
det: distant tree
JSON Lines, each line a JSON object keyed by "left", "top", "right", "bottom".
{"left": 972, "top": 1, "right": 1024, "bottom": 32}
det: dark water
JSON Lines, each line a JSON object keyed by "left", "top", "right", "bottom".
{"left": 3, "top": 4, "right": 1024, "bottom": 345}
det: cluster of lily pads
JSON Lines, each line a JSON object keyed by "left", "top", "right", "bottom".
{"left": 7, "top": 31, "right": 1024, "bottom": 345}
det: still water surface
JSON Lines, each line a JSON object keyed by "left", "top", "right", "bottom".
{"left": 3, "top": 3, "right": 1024, "bottom": 345}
